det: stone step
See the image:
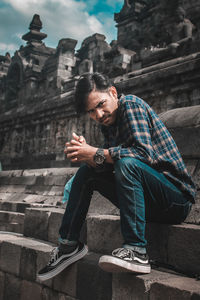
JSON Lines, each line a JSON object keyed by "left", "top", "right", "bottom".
{"left": 112, "top": 272, "right": 200, "bottom": 300}
{"left": 0, "top": 232, "right": 200, "bottom": 300}
{"left": 87, "top": 214, "right": 200, "bottom": 277}
{"left": 0, "top": 168, "right": 77, "bottom": 208}
{"left": 23, "top": 207, "right": 65, "bottom": 244}
{"left": 0, "top": 210, "right": 24, "bottom": 234}
{"left": 0, "top": 232, "right": 112, "bottom": 300}
{"left": 22, "top": 193, "right": 118, "bottom": 242}
{"left": 22, "top": 206, "right": 200, "bottom": 277}
{"left": 0, "top": 201, "right": 56, "bottom": 213}
{"left": 0, "top": 167, "right": 199, "bottom": 222}
{"left": 0, "top": 201, "right": 31, "bottom": 213}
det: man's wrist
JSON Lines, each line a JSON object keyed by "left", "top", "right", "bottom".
{"left": 93, "top": 148, "right": 106, "bottom": 166}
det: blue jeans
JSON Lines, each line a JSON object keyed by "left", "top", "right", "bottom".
{"left": 59, "top": 157, "right": 192, "bottom": 252}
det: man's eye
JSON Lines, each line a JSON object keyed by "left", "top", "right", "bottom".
{"left": 98, "top": 101, "right": 105, "bottom": 107}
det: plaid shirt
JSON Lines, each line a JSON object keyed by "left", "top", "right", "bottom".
{"left": 101, "top": 95, "right": 196, "bottom": 202}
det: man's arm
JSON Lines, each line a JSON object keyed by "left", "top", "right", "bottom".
{"left": 107, "top": 100, "right": 156, "bottom": 164}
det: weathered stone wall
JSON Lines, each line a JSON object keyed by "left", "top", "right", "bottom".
{"left": 114, "top": 52, "right": 200, "bottom": 112}
{"left": 0, "top": 92, "right": 103, "bottom": 170}
{"left": 115, "top": 0, "right": 200, "bottom": 50}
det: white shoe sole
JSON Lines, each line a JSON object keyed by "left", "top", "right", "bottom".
{"left": 99, "top": 255, "right": 151, "bottom": 274}
{"left": 37, "top": 245, "right": 88, "bottom": 281}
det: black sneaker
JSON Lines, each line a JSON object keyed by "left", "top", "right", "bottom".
{"left": 37, "top": 242, "right": 88, "bottom": 281}
{"left": 99, "top": 248, "right": 151, "bottom": 274}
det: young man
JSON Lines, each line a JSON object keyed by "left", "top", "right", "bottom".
{"left": 37, "top": 72, "right": 195, "bottom": 281}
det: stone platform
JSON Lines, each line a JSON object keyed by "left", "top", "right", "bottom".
{"left": 0, "top": 166, "right": 200, "bottom": 299}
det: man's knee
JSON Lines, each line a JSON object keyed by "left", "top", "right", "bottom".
{"left": 114, "top": 157, "right": 142, "bottom": 182}
{"left": 73, "top": 164, "right": 94, "bottom": 184}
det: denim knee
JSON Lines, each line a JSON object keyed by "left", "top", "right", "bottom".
{"left": 114, "top": 157, "right": 142, "bottom": 182}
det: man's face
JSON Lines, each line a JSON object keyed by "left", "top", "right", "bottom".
{"left": 86, "top": 86, "right": 118, "bottom": 126}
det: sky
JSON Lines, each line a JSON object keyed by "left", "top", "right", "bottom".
{"left": 0, "top": 0, "right": 124, "bottom": 57}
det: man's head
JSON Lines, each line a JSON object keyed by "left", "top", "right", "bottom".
{"left": 75, "top": 73, "right": 119, "bottom": 126}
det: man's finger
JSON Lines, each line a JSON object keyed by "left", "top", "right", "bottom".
{"left": 66, "top": 146, "right": 80, "bottom": 152}
{"left": 79, "top": 135, "right": 85, "bottom": 143}
{"left": 70, "top": 139, "right": 82, "bottom": 146}
{"left": 67, "top": 151, "right": 78, "bottom": 159}
{"left": 71, "top": 157, "right": 78, "bottom": 163}
{"left": 72, "top": 132, "right": 80, "bottom": 141}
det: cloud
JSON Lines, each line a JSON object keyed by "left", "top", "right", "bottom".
{"left": 106, "top": 0, "right": 123, "bottom": 9}
{"left": 0, "top": 0, "right": 123, "bottom": 56}
{"left": 0, "top": 42, "right": 17, "bottom": 52}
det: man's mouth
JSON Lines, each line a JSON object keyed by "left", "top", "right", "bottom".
{"left": 100, "top": 116, "right": 110, "bottom": 124}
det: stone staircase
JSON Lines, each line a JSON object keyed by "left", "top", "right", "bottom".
{"left": 0, "top": 165, "right": 200, "bottom": 300}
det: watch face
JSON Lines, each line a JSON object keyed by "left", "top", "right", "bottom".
{"left": 95, "top": 155, "right": 105, "bottom": 164}
{"left": 94, "top": 149, "right": 105, "bottom": 165}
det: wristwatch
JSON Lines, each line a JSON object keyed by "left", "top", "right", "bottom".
{"left": 93, "top": 148, "right": 106, "bottom": 166}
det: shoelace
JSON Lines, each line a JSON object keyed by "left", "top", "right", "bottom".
{"left": 48, "top": 247, "right": 59, "bottom": 266}
{"left": 112, "top": 248, "right": 133, "bottom": 260}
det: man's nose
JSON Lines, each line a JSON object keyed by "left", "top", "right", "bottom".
{"left": 96, "top": 109, "right": 104, "bottom": 120}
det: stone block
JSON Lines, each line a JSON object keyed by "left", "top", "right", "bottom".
{"left": 0, "top": 185, "right": 9, "bottom": 193}
{"left": 0, "top": 201, "right": 16, "bottom": 211}
{"left": 193, "top": 162, "right": 200, "bottom": 190}
{"left": 112, "top": 270, "right": 180, "bottom": 300}
{"left": 0, "top": 211, "right": 24, "bottom": 225}
{"left": 0, "top": 241, "right": 21, "bottom": 275}
{"left": 0, "top": 210, "right": 24, "bottom": 233}
{"left": 42, "top": 287, "right": 59, "bottom": 300}
{"left": 169, "top": 127, "right": 200, "bottom": 158}
{"left": 185, "top": 203, "right": 200, "bottom": 224}
{"left": 59, "top": 294, "right": 76, "bottom": 300}
{"left": 23, "top": 194, "right": 44, "bottom": 203}
{"left": 146, "top": 223, "right": 169, "bottom": 263}
{"left": 87, "top": 214, "right": 122, "bottom": 254}
{"left": 24, "top": 208, "right": 50, "bottom": 240}
{"left": 77, "top": 253, "right": 112, "bottom": 300}
{"left": 0, "top": 271, "right": 5, "bottom": 300}
{"left": 167, "top": 224, "right": 200, "bottom": 275}
{"left": 36, "top": 248, "right": 54, "bottom": 288}
{"left": 10, "top": 175, "right": 37, "bottom": 185}
{"left": 7, "top": 185, "right": 26, "bottom": 193}
{"left": 0, "top": 192, "right": 12, "bottom": 201}
{"left": 25, "top": 185, "right": 52, "bottom": 195}
{"left": 89, "top": 191, "right": 119, "bottom": 215}
{"left": 48, "top": 209, "right": 64, "bottom": 243}
{"left": 3, "top": 193, "right": 28, "bottom": 203}
{"left": 53, "top": 263, "right": 77, "bottom": 297}
{"left": 20, "top": 280, "right": 43, "bottom": 300}
{"left": 0, "top": 176, "right": 11, "bottom": 185}
{"left": 0, "top": 170, "right": 23, "bottom": 177}
{"left": 16, "top": 202, "right": 31, "bottom": 213}
{"left": 44, "top": 176, "right": 67, "bottom": 186}
{"left": 4, "top": 273, "right": 21, "bottom": 300}
{"left": 22, "top": 167, "right": 77, "bottom": 177}
{"left": 150, "top": 276, "right": 200, "bottom": 300}
{"left": 48, "top": 185, "right": 64, "bottom": 196}
{"left": 20, "top": 247, "right": 37, "bottom": 281}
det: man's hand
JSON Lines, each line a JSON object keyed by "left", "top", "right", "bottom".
{"left": 64, "top": 133, "right": 97, "bottom": 166}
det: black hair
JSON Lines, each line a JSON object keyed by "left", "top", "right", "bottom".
{"left": 74, "top": 72, "right": 112, "bottom": 113}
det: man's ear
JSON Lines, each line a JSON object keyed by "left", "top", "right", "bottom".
{"left": 109, "top": 86, "right": 118, "bottom": 99}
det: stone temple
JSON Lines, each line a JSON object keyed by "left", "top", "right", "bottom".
{"left": 0, "top": 1, "right": 200, "bottom": 299}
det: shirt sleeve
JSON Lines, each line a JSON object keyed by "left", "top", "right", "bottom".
{"left": 108, "top": 101, "right": 156, "bottom": 164}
